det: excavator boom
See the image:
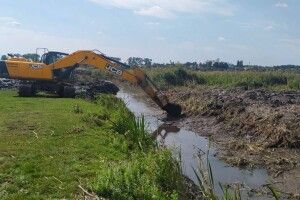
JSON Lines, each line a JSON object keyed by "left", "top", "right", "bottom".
{"left": 0, "top": 50, "right": 182, "bottom": 116}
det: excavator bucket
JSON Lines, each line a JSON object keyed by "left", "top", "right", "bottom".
{"left": 163, "top": 103, "right": 182, "bottom": 117}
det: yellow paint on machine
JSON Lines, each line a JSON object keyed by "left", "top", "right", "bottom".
{"left": 6, "top": 61, "right": 53, "bottom": 80}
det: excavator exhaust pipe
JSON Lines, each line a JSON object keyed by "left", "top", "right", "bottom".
{"left": 163, "top": 103, "right": 182, "bottom": 117}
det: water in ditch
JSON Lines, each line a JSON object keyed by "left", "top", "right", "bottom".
{"left": 117, "top": 89, "right": 271, "bottom": 199}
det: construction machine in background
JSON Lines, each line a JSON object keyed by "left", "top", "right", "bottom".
{"left": 0, "top": 49, "right": 182, "bottom": 117}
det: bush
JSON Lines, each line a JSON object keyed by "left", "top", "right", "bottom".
{"left": 91, "top": 151, "right": 183, "bottom": 200}
{"left": 162, "top": 68, "right": 206, "bottom": 86}
{"left": 262, "top": 74, "right": 287, "bottom": 86}
{"left": 112, "top": 112, "right": 155, "bottom": 151}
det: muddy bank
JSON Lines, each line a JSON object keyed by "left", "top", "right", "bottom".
{"left": 167, "top": 86, "right": 300, "bottom": 197}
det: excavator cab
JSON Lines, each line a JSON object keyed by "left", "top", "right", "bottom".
{"left": 41, "top": 51, "right": 69, "bottom": 65}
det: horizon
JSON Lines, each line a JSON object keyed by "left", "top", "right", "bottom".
{"left": 0, "top": 0, "right": 299, "bottom": 66}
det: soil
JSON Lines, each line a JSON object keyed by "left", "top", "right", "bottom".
{"left": 0, "top": 78, "right": 19, "bottom": 89}
{"left": 71, "top": 67, "right": 120, "bottom": 97}
{"left": 166, "top": 86, "right": 300, "bottom": 198}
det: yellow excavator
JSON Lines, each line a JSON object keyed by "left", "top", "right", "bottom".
{"left": 0, "top": 49, "right": 181, "bottom": 116}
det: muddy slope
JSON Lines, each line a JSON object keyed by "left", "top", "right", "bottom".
{"left": 168, "top": 87, "right": 300, "bottom": 197}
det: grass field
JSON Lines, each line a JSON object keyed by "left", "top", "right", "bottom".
{"left": 0, "top": 90, "right": 185, "bottom": 200}
{"left": 145, "top": 67, "right": 300, "bottom": 90}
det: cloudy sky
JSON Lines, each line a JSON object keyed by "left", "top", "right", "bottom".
{"left": 0, "top": 0, "right": 299, "bottom": 65}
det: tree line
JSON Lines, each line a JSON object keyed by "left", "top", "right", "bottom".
{"left": 1, "top": 53, "right": 299, "bottom": 71}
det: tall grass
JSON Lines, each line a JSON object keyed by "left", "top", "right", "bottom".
{"left": 112, "top": 112, "right": 156, "bottom": 151}
{"left": 146, "top": 67, "right": 300, "bottom": 90}
{"left": 193, "top": 151, "right": 281, "bottom": 200}
{"left": 91, "top": 151, "right": 184, "bottom": 200}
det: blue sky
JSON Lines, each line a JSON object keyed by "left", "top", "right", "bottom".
{"left": 0, "top": 0, "right": 299, "bottom": 65}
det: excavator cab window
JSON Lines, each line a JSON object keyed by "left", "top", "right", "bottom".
{"left": 41, "top": 52, "right": 69, "bottom": 65}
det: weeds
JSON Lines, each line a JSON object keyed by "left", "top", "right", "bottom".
{"left": 81, "top": 112, "right": 110, "bottom": 126}
{"left": 91, "top": 151, "right": 183, "bottom": 200}
{"left": 112, "top": 112, "right": 156, "bottom": 151}
{"left": 73, "top": 104, "right": 83, "bottom": 113}
{"left": 193, "top": 151, "right": 282, "bottom": 200}
{"left": 147, "top": 67, "right": 300, "bottom": 90}
{"left": 154, "top": 68, "right": 206, "bottom": 87}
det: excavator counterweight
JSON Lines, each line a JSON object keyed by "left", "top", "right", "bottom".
{"left": 0, "top": 50, "right": 182, "bottom": 117}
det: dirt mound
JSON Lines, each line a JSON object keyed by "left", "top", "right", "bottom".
{"left": 71, "top": 67, "right": 119, "bottom": 97}
{"left": 0, "top": 78, "right": 19, "bottom": 89}
{"left": 199, "top": 88, "right": 300, "bottom": 149}
{"left": 168, "top": 87, "right": 300, "bottom": 171}
{"left": 75, "top": 80, "right": 120, "bottom": 98}
{"left": 87, "top": 80, "right": 119, "bottom": 95}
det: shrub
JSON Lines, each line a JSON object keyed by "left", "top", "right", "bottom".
{"left": 161, "top": 68, "right": 206, "bottom": 86}
{"left": 112, "top": 111, "right": 155, "bottom": 151}
{"left": 92, "top": 151, "right": 183, "bottom": 200}
{"left": 262, "top": 74, "right": 288, "bottom": 86}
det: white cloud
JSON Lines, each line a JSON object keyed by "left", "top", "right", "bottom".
{"left": 0, "top": 26, "right": 97, "bottom": 55}
{"left": 155, "top": 36, "right": 166, "bottom": 41}
{"left": 218, "top": 36, "right": 225, "bottom": 42}
{"left": 264, "top": 25, "right": 274, "bottom": 31}
{"left": 89, "top": 0, "right": 235, "bottom": 18}
{"left": 134, "top": 6, "right": 173, "bottom": 18}
{"left": 275, "top": 2, "right": 288, "bottom": 8}
{"left": 240, "top": 21, "right": 279, "bottom": 31}
{"left": 0, "top": 17, "right": 21, "bottom": 27}
{"left": 280, "top": 38, "right": 300, "bottom": 45}
{"left": 147, "top": 21, "right": 160, "bottom": 26}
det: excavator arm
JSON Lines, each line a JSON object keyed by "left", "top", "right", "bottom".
{"left": 51, "top": 50, "right": 181, "bottom": 116}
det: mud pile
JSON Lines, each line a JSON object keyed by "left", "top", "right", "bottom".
{"left": 0, "top": 78, "right": 19, "bottom": 89}
{"left": 168, "top": 87, "right": 299, "bottom": 174}
{"left": 200, "top": 88, "right": 300, "bottom": 149}
{"left": 71, "top": 67, "right": 119, "bottom": 97}
{"left": 75, "top": 80, "right": 120, "bottom": 97}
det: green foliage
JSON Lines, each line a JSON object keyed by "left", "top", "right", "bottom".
{"left": 23, "top": 53, "right": 40, "bottom": 61}
{"left": 1, "top": 55, "right": 8, "bottom": 60}
{"left": 91, "top": 151, "right": 183, "bottom": 200}
{"left": 127, "top": 57, "right": 152, "bottom": 67}
{"left": 146, "top": 67, "right": 300, "bottom": 90}
{"left": 157, "top": 68, "right": 206, "bottom": 87}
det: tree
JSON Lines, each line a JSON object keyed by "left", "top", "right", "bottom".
{"left": 23, "top": 53, "right": 40, "bottom": 61}
{"left": 143, "top": 58, "right": 152, "bottom": 67}
{"left": 128, "top": 57, "right": 143, "bottom": 66}
{"left": 237, "top": 60, "right": 243, "bottom": 68}
{"left": 1, "top": 55, "right": 8, "bottom": 60}
{"left": 109, "top": 57, "right": 121, "bottom": 62}
{"left": 213, "top": 61, "right": 229, "bottom": 70}
{"left": 205, "top": 61, "right": 213, "bottom": 68}
{"left": 127, "top": 57, "right": 152, "bottom": 67}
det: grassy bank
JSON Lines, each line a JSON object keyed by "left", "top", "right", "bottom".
{"left": 0, "top": 91, "right": 187, "bottom": 199}
{"left": 146, "top": 67, "right": 300, "bottom": 90}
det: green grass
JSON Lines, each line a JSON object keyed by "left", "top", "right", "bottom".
{"left": 0, "top": 90, "right": 186, "bottom": 199}
{"left": 146, "top": 67, "right": 300, "bottom": 90}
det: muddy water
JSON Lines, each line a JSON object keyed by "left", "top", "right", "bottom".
{"left": 117, "top": 89, "right": 271, "bottom": 199}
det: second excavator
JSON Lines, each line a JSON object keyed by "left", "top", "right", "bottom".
{"left": 0, "top": 49, "right": 182, "bottom": 117}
